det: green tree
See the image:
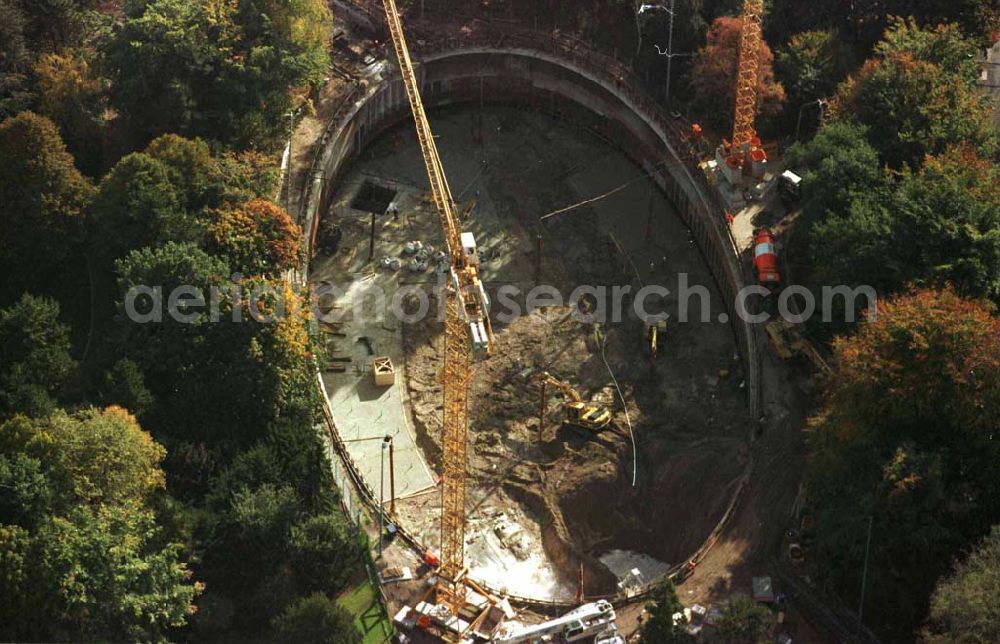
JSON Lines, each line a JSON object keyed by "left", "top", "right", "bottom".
{"left": 272, "top": 593, "right": 360, "bottom": 644}
{"left": 88, "top": 152, "right": 192, "bottom": 262}
{"left": 0, "top": 407, "right": 200, "bottom": 641}
{"left": 887, "top": 146, "right": 1000, "bottom": 300}
{"left": 13, "top": 0, "right": 104, "bottom": 53}
{"left": 0, "top": 294, "right": 76, "bottom": 419}
{"left": 876, "top": 17, "right": 981, "bottom": 81}
{"left": 0, "top": 112, "right": 94, "bottom": 305}
{"left": 786, "top": 120, "right": 881, "bottom": 224}
{"left": 0, "top": 1, "right": 32, "bottom": 118}
{"left": 639, "top": 579, "right": 693, "bottom": 643}
{"left": 808, "top": 288, "right": 1000, "bottom": 640}
{"left": 0, "top": 452, "right": 53, "bottom": 528}
{"left": 200, "top": 483, "right": 301, "bottom": 626}
{"left": 28, "top": 504, "right": 199, "bottom": 642}
{"left": 143, "top": 133, "right": 217, "bottom": 211}
{"left": 113, "top": 243, "right": 320, "bottom": 451}
{"left": 100, "top": 358, "right": 154, "bottom": 418}
{"left": 776, "top": 30, "right": 853, "bottom": 122}
{"left": 805, "top": 145, "right": 1000, "bottom": 307}
{"left": 109, "top": 0, "right": 332, "bottom": 150}
{"left": 714, "top": 596, "right": 773, "bottom": 643}
{"left": 834, "top": 51, "right": 997, "bottom": 169}
{"left": 923, "top": 525, "right": 1000, "bottom": 643}
{"left": 146, "top": 135, "right": 279, "bottom": 209}
{"left": 2, "top": 407, "right": 166, "bottom": 508}
{"left": 289, "top": 514, "right": 364, "bottom": 596}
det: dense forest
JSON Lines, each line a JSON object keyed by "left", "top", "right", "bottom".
{"left": 2, "top": 0, "right": 1000, "bottom": 642}
{"left": 0, "top": 0, "right": 365, "bottom": 641}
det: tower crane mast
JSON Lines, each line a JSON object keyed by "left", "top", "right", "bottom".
{"left": 380, "top": 0, "right": 494, "bottom": 634}
{"left": 720, "top": 0, "right": 767, "bottom": 183}
{"left": 731, "top": 0, "right": 764, "bottom": 154}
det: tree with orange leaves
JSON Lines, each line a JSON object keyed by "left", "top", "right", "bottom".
{"left": 687, "top": 16, "right": 785, "bottom": 133}
{"left": 807, "top": 287, "right": 1000, "bottom": 640}
{"left": 208, "top": 198, "right": 302, "bottom": 276}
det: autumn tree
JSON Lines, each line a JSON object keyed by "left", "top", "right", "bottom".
{"left": 209, "top": 198, "right": 303, "bottom": 275}
{"left": 0, "top": 407, "right": 201, "bottom": 641}
{"left": 0, "top": 295, "right": 76, "bottom": 419}
{"left": 834, "top": 28, "right": 997, "bottom": 169}
{"left": 688, "top": 16, "right": 785, "bottom": 134}
{"left": 0, "top": 112, "right": 94, "bottom": 306}
{"left": 33, "top": 48, "right": 105, "bottom": 174}
{"left": 807, "top": 288, "right": 1000, "bottom": 640}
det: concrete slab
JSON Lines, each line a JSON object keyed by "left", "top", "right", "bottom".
{"left": 315, "top": 185, "right": 438, "bottom": 499}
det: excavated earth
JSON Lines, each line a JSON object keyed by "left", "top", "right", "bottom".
{"left": 326, "top": 106, "right": 749, "bottom": 597}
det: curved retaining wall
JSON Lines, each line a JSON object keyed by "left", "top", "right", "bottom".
{"left": 300, "top": 24, "right": 761, "bottom": 609}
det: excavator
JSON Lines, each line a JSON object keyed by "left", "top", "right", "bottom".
{"left": 765, "top": 319, "right": 832, "bottom": 375}
{"left": 538, "top": 372, "right": 613, "bottom": 432}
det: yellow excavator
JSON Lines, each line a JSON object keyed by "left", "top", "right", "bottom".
{"left": 765, "top": 319, "right": 832, "bottom": 375}
{"left": 538, "top": 372, "right": 613, "bottom": 431}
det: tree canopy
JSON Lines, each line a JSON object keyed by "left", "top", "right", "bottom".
{"left": 807, "top": 288, "right": 1000, "bottom": 640}
{"left": 775, "top": 29, "right": 852, "bottom": 124}
{"left": 272, "top": 593, "right": 361, "bottom": 644}
{"left": 639, "top": 579, "right": 692, "bottom": 643}
{"left": 209, "top": 198, "right": 302, "bottom": 276}
{"left": 108, "top": 0, "right": 332, "bottom": 150}
{"left": 0, "top": 295, "right": 76, "bottom": 419}
{"left": 0, "top": 112, "right": 93, "bottom": 305}
{"left": 0, "top": 407, "right": 200, "bottom": 642}
{"left": 923, "top": 525, "right": 1000, "bottom": 643}
{"left": 833, "top": 18, "right": 997, "bottom": 169}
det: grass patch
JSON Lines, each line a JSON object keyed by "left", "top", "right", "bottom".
{"left": 337, "top": 577, "right": 393, "bottom": 644}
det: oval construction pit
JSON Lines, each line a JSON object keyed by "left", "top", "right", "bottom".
{"left": 310, "top": 105, "right": 749, "bottom": 600}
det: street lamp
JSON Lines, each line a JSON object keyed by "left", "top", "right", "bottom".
{"left": 643, "top": 1, "right": 694, "bottom": 103}
{"left": 378, "top": 435, "right": 391, "bottom": 557}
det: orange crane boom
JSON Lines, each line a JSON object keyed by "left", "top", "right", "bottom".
{"left": 381, "top": 0, "right": 494, "bottom": 633}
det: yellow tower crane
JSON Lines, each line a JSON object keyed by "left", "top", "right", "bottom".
{"left": 380, "top": 0, "right": 494, "bottom": 638}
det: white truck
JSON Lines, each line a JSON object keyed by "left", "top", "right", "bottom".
{"left": 494, "top": 601, "right": 622, "bottom": 644}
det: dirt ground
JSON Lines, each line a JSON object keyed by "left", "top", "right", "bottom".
{"left": 319, "top": 105, "right": 754, "bottom": 599}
